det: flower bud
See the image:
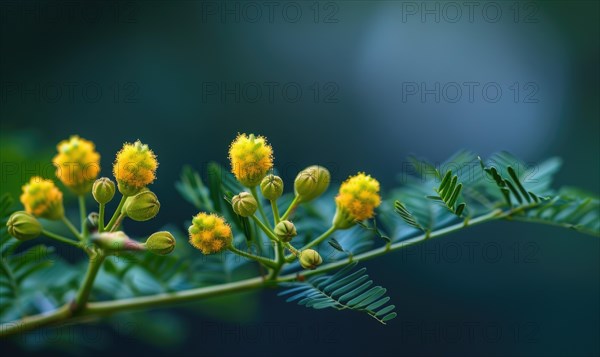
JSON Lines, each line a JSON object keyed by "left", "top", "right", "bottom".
{"left": 145, "top": 231, "right": 176, "bottom": 255}
{"left": 86, "top": 212, "right": 99, "bottom": 232}
{"left": 231, "top": 192, "right": 257, "bottom": 217}
{"left": 113, "top": 140, "right": 158, "bottom": 196}
{"left": 91, "top": 231, "right": 144, "bottom": 251}
{"left": 299, "top": 249, "right": 323, "bottom": 270}
{"left": 294, "top": 166, "right": 330, "bottom": 203}
{"left": 92, "top": 177, "right": 115, "bottom": 204}
{"left": 189, "top": 213, "right": 233, "bottom": 254}
{"left": 260, "top": 174, "right": 284, "bottom": 201}
{"left": 53, "top": 135, "right": 101, "bottom": 195}
{"left": 123, "top": 189, "right": 160, "bottom": 221}
{"left": 274, "top": 220, "right": 297, "bottom": 242}
{"left": 229, "top": 133, "right": 273, "bottom": 187}
{"left": 333, "top": 172, "right": 381, "bottom": 229}
{"left": 20, "top": 176, "right": 64, "bottom": 220}
{"left": 6, "top": 211, "right": 42, "bottom": 241}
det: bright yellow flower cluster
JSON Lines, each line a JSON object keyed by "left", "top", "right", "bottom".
{"left": 20, "top": 176, "right": 64, "bottom": 220}
{"left": 228, "top": 133, "right": 273, "bottom": 187}
{"left": 335, "top": 173, "right": 381, "bottom": 222}
{"left": 52, "top": 135, "right": 101, "bottom": 194}
{"left": 188, "top": 213, "right": 233, "bottom": 254}
{"left": 113, "top": 140, "right": 158, "bottom": 195}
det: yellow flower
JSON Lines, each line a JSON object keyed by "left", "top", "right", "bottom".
{"left": 333, "top": 173, "right": 381, "bottom": 228}
{"left": 20, "top": 176, "right": 64, "bottom": 220}
{"left": 188, "top": 213, "right": 233, "bottom": 254}
{"left": 113, "top": 140, "right": 158, "bottom": 195}
{"left": 228, "top": 133, "right": 273, "bottom": 187}
{"left": 52, "top": 135, "right": 101, "bottom": 194}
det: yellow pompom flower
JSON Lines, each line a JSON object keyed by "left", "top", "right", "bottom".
{"left": 52, "top": 135, "right": 101, "bottom": 194}
{"left": 20, "top": 176, "right": 65, "bottom": 220}
{"left": 228, "top": 133, "right": 273, "bottom": 187}
{"left": 333, "top": 173, "right": 381, "bottom": 229}
{"left": 188, "top": 213, "right": 233, "bottom": 254}
{"left": 113, "top": 140, "right": 158, "bottom": 195}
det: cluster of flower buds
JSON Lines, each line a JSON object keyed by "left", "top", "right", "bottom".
{"left": 188, "top": 133, "right": 381, "bottom": 274}
{"left": 6, "top": 136, "right": 175, "bottom": 257}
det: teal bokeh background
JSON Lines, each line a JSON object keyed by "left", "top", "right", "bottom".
{"left": 1, "top": 1, "right": 598, "bottom": 355}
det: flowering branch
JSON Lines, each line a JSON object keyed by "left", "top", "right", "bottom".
{"left": 2, "top": 133, "right": 597, "bottom": 339}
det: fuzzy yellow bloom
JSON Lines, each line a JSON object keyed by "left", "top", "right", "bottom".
{"left": 333, "top": 173, "right": 381, "bottom": 229}
{"left": 52, "top": 135, "right": 101, "bottom": 194}
{"left": 113, "top": 140, "right": 158, "bottom": 195}
{"left": 20, "top": 177, "right": 64, "bottom": 220}
{"left": 188, "top": 213, "right": 233, "bottom": 254}
{"left": 228, "top": 133, "right": 273, "bottom": 187}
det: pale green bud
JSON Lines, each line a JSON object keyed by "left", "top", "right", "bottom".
{"left": 274, "top": 220, "right": 297, "bottom": 242}
{"left": 231, "top": 192, "right": 257, "bottom": 217}
{"left": 145, "top": 231, "right": 176, "bottom": 255}
{"left": 299, "top": 249, "right": 323, "bottom": 270}
{"left": 294, "top": 166, "right": 330, "bottom": 202}
{"left": 92, "top": 177, "right": 115, "bottom": 204}
{"left": 6, "top": 211, "right": 42, "bottom": 241}
{"left": 260, "top": 174, "right": 284, "bottom": 201}
{"left": 123, "top": 189, "right": 160, "bottom": 221}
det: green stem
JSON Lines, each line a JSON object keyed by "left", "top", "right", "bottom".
{"left": 269, "top": 199, "right": 283, "bottom": 266}
{"left": 105, "top": 195, "right": 127, "bottom": 231}
{"left": 280, "top": 209, "right": 503, "bottom": 281}
{"left": 110, "top": 214, "right": 126, "bottom": 232}
{"left": 280, "top": 195, "right": 300, "bottom": 221}
{"left": 61, "top": 216, "right": 83, "bottom": 241}
{"left": 283, "top": 242, "right": 300, "bottom": 256}
{"left": 73, "top": 251, "right": 105, "bottom": 311}
{"left": 270, "top": 200, "right": 281, "bottom": 225}
{"left": 42, "top": 230, "right": 83, "bottom": 249}
{"left": 228, "top": 246, "right": 277, "bottom": 269}
{"left": 250, "top": 186, "right": 271, "bottom": 228}
{"left": 250, "top": 215, "right": 279, "bottom": 241}
{"left": 0, "top": 305, "right": 72, "bottom": 337}
{"left": 0, "top": 209, "right": 505, "bottom": 338}
{"left": 98, "top": 203, "right": 105, "bottom": 232}
{"left": 285, "top": 225, "right": 337, "bottom": 261}
{"left": 87, "top": 276, "right": 266, "bottom": 316}
{"left": 78, "top": 195, "right": 86, "bottom": 236}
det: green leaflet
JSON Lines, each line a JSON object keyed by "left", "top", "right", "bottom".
{"left": 427, "top": 169, "right": 467, "bottom": 216}
{"left": 278, "top": 262, "right": 397, "bottom": 324}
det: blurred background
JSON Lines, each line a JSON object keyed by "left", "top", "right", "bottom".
{"left": 1, "top": 0, "right": 598, "bottom": 356}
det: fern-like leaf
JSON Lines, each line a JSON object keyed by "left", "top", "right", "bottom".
{"left": 514, "top": 188, "right": 600, "bottom": 236}
{"left": 427, "top": 170, "right": 467, "bottom": 216}
{"left": 393, "top": 201, "right": 426, "bottom": 231}
{"left": 279, "top": 263, "right": 397, "bottom": 324}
